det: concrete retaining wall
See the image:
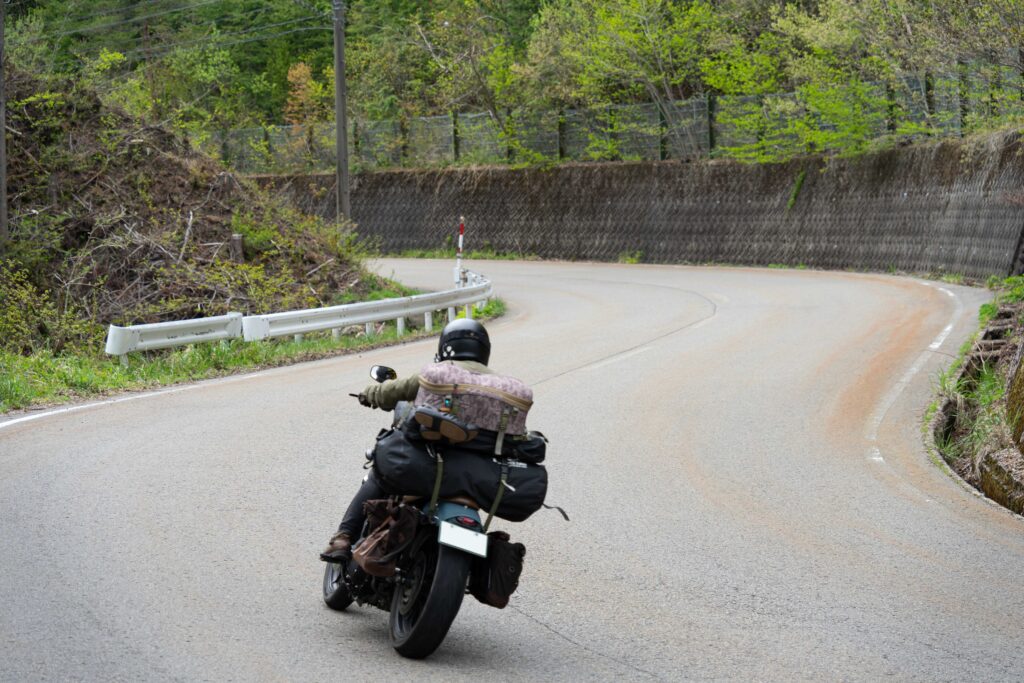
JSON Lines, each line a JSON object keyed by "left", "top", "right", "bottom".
{"left": 255, "top": 132, "right": 1024, "bottom": 278}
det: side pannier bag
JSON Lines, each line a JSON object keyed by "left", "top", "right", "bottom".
{"left": 416, "top": 362, "right": 533, "bottom": 436}
{"left": 469, "top": 531, "right": 526, "bottom": 609}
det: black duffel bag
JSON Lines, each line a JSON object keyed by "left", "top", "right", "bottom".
{"left": 371, "top": 428, "right": 548, "bottom": 523}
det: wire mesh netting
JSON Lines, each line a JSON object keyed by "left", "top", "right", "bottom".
{"left": 213, "top": 62, "right": 1024, "bottom": 175}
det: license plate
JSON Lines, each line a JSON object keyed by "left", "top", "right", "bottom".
{"left": 438, "top": 521, "right": 488, "bottom": 557}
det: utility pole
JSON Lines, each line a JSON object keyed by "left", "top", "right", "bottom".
{"left": 0, "top": 0, "right": 8, "bottom": 249}
{"left": 331, "top": 0, "right": 350, "bottom": 224}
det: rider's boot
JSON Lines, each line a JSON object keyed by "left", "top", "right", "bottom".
{"left": 320, "top": 531, "right": 353, "bottom": 563}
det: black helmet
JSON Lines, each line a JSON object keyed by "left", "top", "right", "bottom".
{"left": 435, "top": 319, "right": 490, "bottom": 365}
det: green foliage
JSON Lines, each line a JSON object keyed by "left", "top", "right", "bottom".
{"left": 942, "top": 362, "right": 1008, "bottom": 465}
{"left": 230, "top": 212, "right": 278, "bottom": 255}
{"left": 787, "top": 170, "right": 807, "bottom": 210}
{"left": 13, "top": 0, "right": 1024, "bottom": 165}
{"left": 978, "top": 275, "right": 1024, "bottom": 324}
{"left": 0, "top": 262, "right": 104, "bottom": 355}
{"left": 393, "top": 246, "right": 537, "bottom": 260}
{"left": 618, "top": 250, "right": 643, "bottom": 264}
{"left": 0, "top": 297, "right": 508, "bottom": 412}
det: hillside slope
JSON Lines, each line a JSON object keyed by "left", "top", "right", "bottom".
{"left": 2, "top": 66, "right": 369, "bottom": 355}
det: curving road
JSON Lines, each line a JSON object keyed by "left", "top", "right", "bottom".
{"left": 2, "top": 260, "right": 1022, "bottom": 681}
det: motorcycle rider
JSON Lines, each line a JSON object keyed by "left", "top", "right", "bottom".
{"left": 320, "top": 318, "right": 494, "bottom": 563}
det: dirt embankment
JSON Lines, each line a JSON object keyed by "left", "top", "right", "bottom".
{"left": 2, "top": 66, "right": 373, "bottom": 354}
{"left": 932, "top": 306, "right": 1024, "bottom": 514}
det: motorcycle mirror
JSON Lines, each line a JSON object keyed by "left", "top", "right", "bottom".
{"left": 370, "top": 365, "right": 397, "bottom": 383}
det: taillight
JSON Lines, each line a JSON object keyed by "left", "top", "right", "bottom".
{"left": 455, "top": 515, "right": 479, "bottom": 528}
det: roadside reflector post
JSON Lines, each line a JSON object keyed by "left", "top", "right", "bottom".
{"left": 453, "top": 216, "right": 465, "bottom": 289}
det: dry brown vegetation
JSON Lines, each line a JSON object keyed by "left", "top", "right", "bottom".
{"left": 1, "top": 66, "right": 381, "bottom": 354}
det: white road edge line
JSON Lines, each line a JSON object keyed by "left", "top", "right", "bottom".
{"left": 0, "top": 375, "right": 254, "bottom": 432}
{"left": 0, "top": 347, "right": 394, "bottom": 433}
{"left": 865, "top": 283, "right": 965, "bottom": 451}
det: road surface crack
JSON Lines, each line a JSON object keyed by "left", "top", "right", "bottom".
{"left": 509, "top": 604, "right": 662, "bottom": 680}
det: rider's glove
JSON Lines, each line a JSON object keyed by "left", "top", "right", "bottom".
{"left": 361, "top": 384, "right": 381, "bottom": 409}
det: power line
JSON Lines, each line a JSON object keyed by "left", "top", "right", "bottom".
{"left": 128, "top": 18, "right": 327, "bottom": 61}
{"left": 152, "top": 23, "right": 330, "bottom": 55}
{"left": 91, "top": 22, "right": 329, "bottom": 82}
{"left": 29, "top": 4, "right": 281, "bottom": 59}
{"left": 121, "top": 14, "right": 317, "bottom": 58}
{"left": 32, "top": 0, "right": 225, "bottom": 42}
{"left": 60, "top": 0, "right": 204, "bottom": 23}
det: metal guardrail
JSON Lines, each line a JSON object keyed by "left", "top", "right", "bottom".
{"left": 104, "top": 270, "right": 492, "bottom": 361}
{"left": 242, "top": 275, "right": 491, "bottom": 341}
{"left": 105, "top": 312, "right": 244, "bottom": 356}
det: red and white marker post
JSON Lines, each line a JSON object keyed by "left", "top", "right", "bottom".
{"left": 447, "top": 216, "right": 466, "bottom": 322}
{"left": 453, "top": 215, "right": 465, "bottom": 289}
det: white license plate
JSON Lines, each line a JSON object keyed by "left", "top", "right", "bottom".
{"left": 438, "top": 521, "right": 488, "bottom": 557}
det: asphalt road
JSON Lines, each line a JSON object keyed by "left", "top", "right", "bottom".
{"left": 2, "top": 260, "right": 1021, "bottom": 682}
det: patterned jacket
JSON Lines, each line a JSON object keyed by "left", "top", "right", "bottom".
{"left": 362, "top": 360, "right": 494, "bottom": 411}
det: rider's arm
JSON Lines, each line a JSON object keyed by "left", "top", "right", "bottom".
{"left": 363, "top": 374, "right": 420, "bottom": 411}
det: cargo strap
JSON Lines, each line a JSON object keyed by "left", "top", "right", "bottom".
{"left": 542, "top": 503, "right": 570, "bottom": 521}
{"left": 418, "top": 376, "right": 533, "bottom": 412}
{"left": 483, "top": 462, "right": 515, "bottom": 532}
{"left": 428, "top": 445, "right": 444, "bottom": 515}
{"left": 494, "top": 408, "right": 512, "bottom": 456}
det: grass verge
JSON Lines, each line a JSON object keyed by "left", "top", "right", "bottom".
{"left": 392, "top": 247, "right": 538, "bottom": 260}
{"left": 924, "top": 275, "right": 1024, "bottom": 488}
{"left": 0, "top": 298, "right": 506, "bottom": 413}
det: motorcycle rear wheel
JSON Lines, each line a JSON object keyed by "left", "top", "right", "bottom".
{"left": 389, "top": 541, "right": 471, "bottom": 659}
{"left": 322, "top": 561, "right": 354, "bottom": 611}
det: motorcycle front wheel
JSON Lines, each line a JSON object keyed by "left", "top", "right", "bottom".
{"left": 389, "top": 539, "right": 471, "bottom": 659}
{"left": 322, "top": 561, "right": 354, "bottom": 611}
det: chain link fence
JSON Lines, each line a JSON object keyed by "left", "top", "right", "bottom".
{"left": 208, "top": 62, "right": 1024, "bottom": 174}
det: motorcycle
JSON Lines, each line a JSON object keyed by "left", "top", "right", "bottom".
{"left": 321, "top": 365, "right": 500, "bottom": 659}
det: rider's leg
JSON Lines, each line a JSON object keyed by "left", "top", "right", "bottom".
{"left": 338, "top": 469, "right": 388, "bottom": 537}
{"left": 320, "top": 469, "right": 387, "bottom": 562}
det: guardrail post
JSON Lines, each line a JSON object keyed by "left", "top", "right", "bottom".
{"left": 448, "top": 307, "right": 456, "bottom": 323}
{"left": 332, "top": 328, "right": 342, "bottom": 341}
{"left": 424, "top": 311, "right": 433, "bottom": 331}
{"left": 397, "top": 317, "right": 406, "bottom": 337}
{"left": 294, "top": 333, "right": 304, "bottom": 343}
{"left": 465, "top": 304, "right": 473, "bottom": 319}
{"left": 365, "top": 322, "right": 373, "bottom": 337}
{"left": 119, "top": 354, "right": 129, "bottom": 368}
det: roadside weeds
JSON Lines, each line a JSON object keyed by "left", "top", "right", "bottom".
{"left": 1, "top": 299, "right": 505, "bottom": 414}
{"left": 926, "top": 278, "right": 1024, "bottom": 515}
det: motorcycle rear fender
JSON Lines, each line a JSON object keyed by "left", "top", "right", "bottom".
{"left": 436, "top": 501, "right": 488, "bottom": 558}
{"left": 435, "top": 501, "right": 483, "bottom": 529}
